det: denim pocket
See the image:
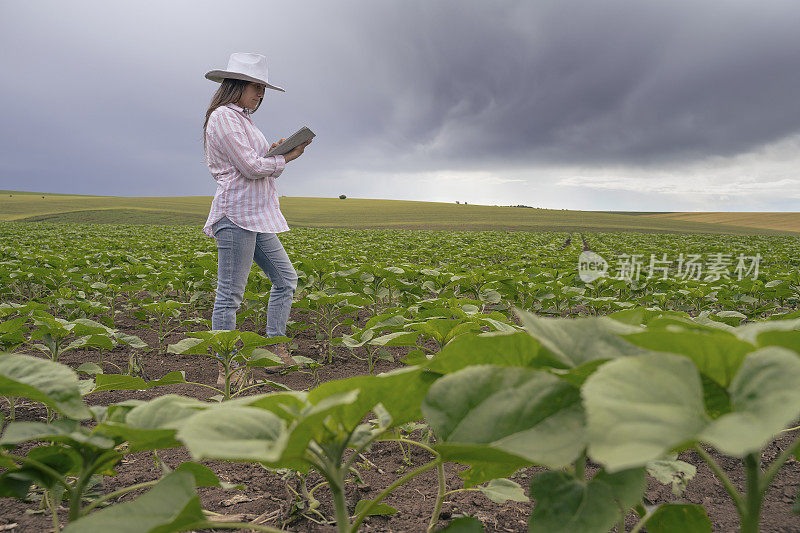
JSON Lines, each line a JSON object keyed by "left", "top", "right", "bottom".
{"left": 212, "top": 216, "right": 232, "bottom": 237}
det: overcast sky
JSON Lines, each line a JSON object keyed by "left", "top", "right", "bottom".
{"left": 2, "top": 0, "right": 800, "bottom": 211}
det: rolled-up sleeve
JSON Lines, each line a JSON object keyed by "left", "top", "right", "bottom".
{"left": 215, "top": 111, "right": 285, "bottom": 180}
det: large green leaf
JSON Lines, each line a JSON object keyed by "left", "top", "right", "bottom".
{"left": 646, "top": 315, "right": 733, "bottom": 334}
{"left": 643, "top": 504, "right": 711, "bottom": 533}
{"left": 423, "top": 365, "right": 584, "bottom": 469}
{"left": 124, "top": 395, "right": 208, "bottom": 430}
{"left": 62, "top": 471, "right": 205, "bottom": 533}
{"left": 584, "top": 348, "right": 800, "bottom": 469}
{"left": 176, "top": 406, "right": 288, "bottom": 463}
{"left": 516, "top": 311, "right": 647, "bottom": 368}
{"left": 262, "top": 390, "right": 360, "bottom": 471}
{"left": 583, "top": 354, "right": 709, "bottom": 471}
{"left": 622, "top": 330, "right": 754, "bottom": 387}
{"left": 0, "top": 353, "right": 90, "bottom": 419}
{"left": 529, "top": 470, "right": 643, "bottom": 533}
{"left": 0, "top": 420, "right": 115, "bottom": 449}
{"left": 733, "top": 318, "right": 800, "bottom": 344}
{"left": 426, "top": 331, "right": 563, "bottom": 374}
{"left": 308, "top": 366, "right": 437, "bottom": 430}
{"left": 700, "top": 347, "right": 800, "bottom": 455}
{"left": 755, "top": 329, "right": 800, "bottom": 354}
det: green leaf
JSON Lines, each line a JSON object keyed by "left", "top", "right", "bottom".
{"left": 68, "top": 334, "right": 115, "bottom": 351}
{"left": 700, "top": 347, "right": 800, "bottom": 456}
{"left": 98, "top": 423, "right": 182, "bottom": 453}
{"left": 733, "top": 318, "right": 800, "bottom": 344}
{"left": 436, "top": 516, "right": 485, "bottom": 532}
{"left": 0, "top": 353, "right": 91, "bottom": 419}
{"left": 647, "top": 456, "right": 696, "bottom": 497}
{"left": 27, "top": 444, "right": 81, "bottom": 480}
{"left": 643, "top": 504, "right": 711, "bottom": 533}
{"left": 116, "top": 332, "right": 148, "bottom": 349}
{"left": 76, "top": 362, "right": 103, "bottom": 375}
{"left": 176, "top": 407, "right": 288, "bottom": 463}
{"left": 0, "top": 420, "right": 115, "bottom": 449}
{"left": 583, "top": 354, "right": 709, "bottom": 471}
{"left": 622, "top": 330, "right": 754, "bottom": 387}
{"left": 585, "top": 347, "right": 800, "bottom": 469}
{"left": 516, "top": 310, "right": 647, "bottom": 368}
{"left": 593, "top": 467, "right": 646, "bottom": 511}
{"left": 369, "top": 330, "right": 421, "bottom": 347}
{"left": 166, "top": 337, "right": 207, "bottom": 355}
{"left": 0, "top": 470, "right": 37, "bottom": 498}
{"left": 424, "top": 365, "right": 585, "bottom": 469}
{"left": 608, "top": 308, "right": 689, "bottom": 326}
{"left": 146, "top": 371, "right": 187, "bottom": 387}
{"left": 93, "top": 371, "right": 186, "bottom": 392}
{"left": 243, "top": 349, "right": 282, "bottom": 367}
{"left": 529, "top": 471, "right": 619, "bottom": 533}
{"left": 122, "top": 394, "right": 208, "bottom": 432}
{"left": 308, "top": 366, "right": 437, "bottom": 431}
{"left": 755, "top": 329, "right": 800, "bottom": 354}
{"left": 62, "top": 471, "right": 205, "bottom": 533}
{"left": 353, "top": 499, "right": 398, "bottom": 517}
{"left": 477, "top": 478, "right": 529, "bottom": 503}
{"left": 426, "top": 331, "right": 560, "bottom": 374}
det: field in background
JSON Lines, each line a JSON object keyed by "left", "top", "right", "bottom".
{"left": 2, "top": 190, "right": 799, "bottom": 235}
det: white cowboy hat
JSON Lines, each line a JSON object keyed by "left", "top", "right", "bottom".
{"left": 205, "top": 52, "right": 285, "bottom": 92}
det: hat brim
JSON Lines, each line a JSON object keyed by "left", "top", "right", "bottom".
{"left": 205, "top": 70, "right": 285, "bottom": 92}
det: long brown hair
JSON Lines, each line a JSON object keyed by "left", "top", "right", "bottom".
{"left": 203, "top": 78, "right": 262, "bottom": 153}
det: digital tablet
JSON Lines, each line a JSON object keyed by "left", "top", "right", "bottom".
{"left": 266, "top": 126, "right": 316, "bottom": 157}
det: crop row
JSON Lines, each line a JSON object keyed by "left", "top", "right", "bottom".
{"left": 1, "top": 222, "right": 800, "bottom": 531}
{"left": 1, "top": 307, "right": 799, "bottom": 531}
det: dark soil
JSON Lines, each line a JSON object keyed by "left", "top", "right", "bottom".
{"left": 0, "top": 308, "right": 798, "bottom": 532}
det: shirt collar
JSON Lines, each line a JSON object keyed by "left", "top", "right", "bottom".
{"left": 226, "top": 102, "right": 253, "bottom": 117}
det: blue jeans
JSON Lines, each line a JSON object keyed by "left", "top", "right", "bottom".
{"left": 211, "top": 216, "right": 297, "bottom": 337}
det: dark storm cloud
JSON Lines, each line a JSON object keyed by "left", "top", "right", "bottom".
{"left": 341, "top": 1, "right": 800, "bottom": 169}
{"left": 1, "top": 0, "right": 800, "bottom": 200}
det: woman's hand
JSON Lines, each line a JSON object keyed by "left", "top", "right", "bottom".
{"left": 284, "top": 139, "right": 312, "bottom": 163}
{"left": 270, "top": 138, "right": 286, "bottom": 151}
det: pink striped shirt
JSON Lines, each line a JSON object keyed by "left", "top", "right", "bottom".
{"left": 203, "top": 103, "right": 289, "bottom": 236}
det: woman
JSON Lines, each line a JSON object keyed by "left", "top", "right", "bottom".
{"left": 202, "top": 52, "right": 311, "bottom": 385}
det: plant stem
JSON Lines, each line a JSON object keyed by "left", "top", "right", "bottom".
{"left": 325, "top": 467, "right": 350, "bottom": 533}
{"left": 628, "top": 507, "right": 655, "bottom": 533}
{"left": 694, "top": 445, "right": 744, "bottom": 515}
{"left": 575, "top": 449, "right": 586, "bottom": 481}
{"left": 762, "top": 436, "right": 799, "bottom": 493}
{"left": 426, "top": 462, "right": 446, "bottom": 533}
{"left": 82, "top": 480, "right": 159, "bottom": 513}
{"left": 381, "top": 436, "right": 438, "bottom": 457}
{"left": 350, "top": 458, "right": 442, "bottom": 532}
{"left": 740, "top": 453, "right": 762, "bottom": 533}
{"left": 68, "top": 467, "right": 91, "bottom": 522}
{"left": 48, "top": 490, "right": 60, "bottom": 532}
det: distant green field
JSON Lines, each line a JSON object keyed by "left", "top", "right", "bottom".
{"left": 1, "top": 190, "right": 798, "bottom": 235}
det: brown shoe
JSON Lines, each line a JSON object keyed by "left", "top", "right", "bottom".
{"left": 262, "top": 343, "right": 295, "bottom": 375}
{"left": 273, "top": 343, "right": 294, "bottom": 365}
